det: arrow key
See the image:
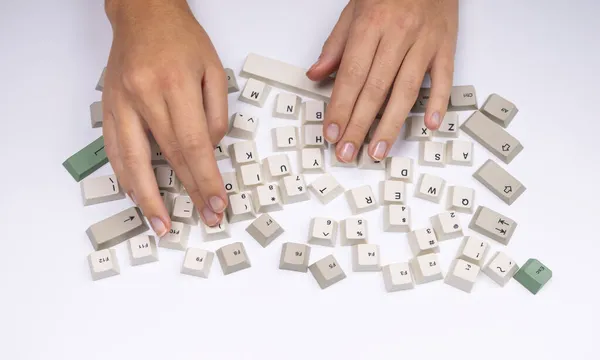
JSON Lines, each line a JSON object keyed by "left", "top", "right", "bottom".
{"left": 86, "top": 206, "right": 149, "bottom": 251}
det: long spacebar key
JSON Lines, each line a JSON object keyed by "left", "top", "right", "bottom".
{"left": 86, "top": 206, "right": 149, "bottom": 250}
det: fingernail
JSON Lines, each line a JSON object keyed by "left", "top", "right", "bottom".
{"left": 150, "top": 217, "right": 167, "bottom": 237}
{"left": 202, "top": 207, "right": 219, "bottom": 225}
{"left": 372, "top": 141, "right": 387, "bottom": 161}
{"left": 340, "top": 142, "right": 355, "bottom": 162}
{"left": 209, "top": 196, "right": 226, "bottom": 213}
{"left": 431, "top": 112, "right": 441, "bottom": 128}
{"left": 326, "top": 123, "right": 340, "bottom": 142}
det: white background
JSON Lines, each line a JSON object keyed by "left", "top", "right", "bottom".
{"left": 1, "top": 0, "right": 599, "bottom": 359}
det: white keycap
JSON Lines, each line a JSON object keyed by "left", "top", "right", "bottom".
{"left": 226, "top": 192, "right": 256, "bottom": 223}
{"left": 414, "top": 173, "right": 445, "bottom": 203}
{"left": 309, "top": 254, "right": 347, "bottom": 289}
{"left": 433, "top": 112, "right": 459, "bottom": 138}
{"left": 302, "top": 124, "right": 326, "bottom": 148}
{"left": 430, "top": 211, "right": 463, "bottom": 241}
{"left": 251, "top": 184, "right": 283, "bottom": 213}
{"left": 449, "top": 85, "right": 478, "bottom": 111}
{"left": 158, "top": 221, "right": 190, "bottom": 251}
{"left": 229, "top": 141, "right": 259, "bottom": 167}
{"left": 155, "top": 165, "right": 180, "bottom": 193}
{"left": 273, "top": 92, "right": 301, "bottom": 119}
{"left": 214, "top": 142, "right": 230, "bottom": 161}
{"left": 446, "top": 186, "right": 475, "bottom": 214}
{"left": 221, "top": 171, "right": 240, "bottom": 194}
{"left": 127, "top": 235, "right": 159, "bottom": 266}
{"left": 447, "top": 140, "right": 474, "bottom": 166}
{"left": 345, "top": 185, "right": 378, "bottom": 215}
{"left": 262, "top": 154, "right": 291, "bottom": 181}
{"left": 352, "top": 244, "right": 381, "bottom": 271}
{"left": 300, "top": 148, "right": 325, "bottom": 174}
{"left": 202, "top": 216, "right": 230, "bottom": 241}
{"left": 279, "top": 242, "right": 311, "bottom": 272}
{"left": 279, "top": 174, "right": 310, "bottom": 204}
{"left": 473, "top": 159, "right": 526, "bottom": 205}
{"left": 379, "top": 180, "right": 406, "bottom": 205}
{"left": 308, "top": 217, "right": 337, "bottom": 247}
{"left": 419, "top": 141, "right": 446, "bottom": 167}
{"left": 303, "top": 100, "right": 325, "bottom": 123}
{"left": 95, "top": 67, "right": 106, "bottom": 91}
{"left": 181, "top": 248, "right": 215, "bottom": 278}
{"left": 480, "top": 93, "right": 518, "bottom": 128}
{"left": 237, "top": 163, "right": 264, "bottom": 189}
{"left": 410, "top": 253, "right": 444, "bottom": 284}
{"left": 358, "top": 144, "right": 385, "bottom": 170}
{"left": 411, "top": 88, "right": 430, "bottom": 113}
{"left": 445, "top": 259, "right": 480, "bottom": 293}
{"left": 239, "top": 78, "right": 271, "bottom": 107}
{"left": 385, "top": 157, "right": 414, "bottom": 182}
{"left": 309, "top": 173, "right": 344, "bottom": 204}
{"left": 88, "top": 249, "right": 119, "bottom": 281}
{"left": 86, "top": 207, "right": 149, "bottom": 250}
{"left": 461, "top": 111, "right": 523, "bottom": 164}
{"left": 456, "top": 236, "right": 489, "bottom": 267}
{"left": 90, "top": 101, "right": 102, "bottom": 128}
{"left": 482, "top": 251, "right": 519, "bottom": 286}
{"left": 225, "top": 68, "right": 239, "bottom": 93}
{"left": 404, "top": 115, "right": 431, "bottom": 141}
{"left": 468, "top": 205, "right": 517, "bottom": 245}
{"left": 246, "top": 213, "right": 284, "bottom": 248}
{"left": 216, "top": 242, "right": 251, "bottom": 275}
{"left": 408, "top": 227, "right": 439, "bottom": 256}
{"left": 382, "top": 262, "right": 415, "bottom": 291}
{"left": 330, "top": 143, "right": 358, "bottom": 167}
{"left": 160, "top": 191, "right": 175, "bottom": 215}
{"left": 341, "top": 218, "right": 368, "bottom": 246}
{"left": 272, "top": 126, "right": 299, "bottom": 152}
{"left": 228, "top": 112, "right": 259, "bottom": 140}
{"left": 171, "top": 195, "right": 199, "bottom": 225}
{"left": 81, "top": 174, "right": 125, "bottom": 206}
{"left": 150, "top": 137, "right": 167, "bottom": 166}
{"left": 383, "top": 205, "right": 411, "bottom": 232}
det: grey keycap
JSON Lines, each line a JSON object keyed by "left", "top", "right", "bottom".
{"left": 90, "top": 101, "right": 103, "bottom": 128}
{"left": 225, "top": 68, "right": 240, "bottom": 93}
{"left": 86, "top": 206, "right": 149, "bottom": 250}
{"left": 309, "top": 254, "right": 346, "bottom": 289}
{"left": 279, "top": 242, "right": 311, "bottom": 272}
{"left": 461, "top": 111, "right": 523, "bottom": 164}
{"left": 473, "top": 159, "right": 526, "bottom": 205}
{"left": 480, "top": 93, "right": 518, "bottom": 128}
{"left": 448, "top": 85, "right": 478, "bottom": 111}
{"left": 216, "top": 242, "right": 251, "bottom": 275}
{"left": 411, "top": 88, "right": 430, "bottom": 113}
{"left": 468, "top": 206, "right": 517, "bottom": 245}
{"left": 246, "top": 213, "right": 284, "bottom": 248}
{"left": 96, "top": 67, "right": 106, "bottom": 91}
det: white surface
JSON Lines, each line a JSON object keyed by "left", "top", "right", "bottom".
{"left": 1, "top": 0, "right": 599, "bottom": 359}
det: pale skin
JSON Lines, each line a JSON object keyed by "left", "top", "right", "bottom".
{"left": 102, "top": 0, "right": 458, "bottom": 236}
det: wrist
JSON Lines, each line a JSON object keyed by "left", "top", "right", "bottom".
{"left": 105, "top": 0, "right": 192, "bottom": 27}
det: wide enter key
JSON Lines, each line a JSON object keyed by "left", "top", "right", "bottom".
{"left": 62, "top": 136, "right": 108, "bottom": 182}
{"left": 473, "top": 159, "right": 526, "bottom": 205}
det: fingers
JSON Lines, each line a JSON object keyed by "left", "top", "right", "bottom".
{"left": 166, "top": 80, "right": 227, "bottom": 226}
{"left": 306, "top": 0, "right": 354, "bottom": 81}
{"left": 114, "top": 102, "right": 171, "bottom": 237}
{"left": 202, "top": 66, "right": 229, "bottom": 147}
{"left": 424, "top": 41, "right": 455, "bottom": 130}
{"left": 370, "top": 42, "right": 434, "bottom": 160}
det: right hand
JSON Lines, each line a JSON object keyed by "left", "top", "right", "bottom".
{"left": 101, "top": 0, "right": 229, "bottom": 236}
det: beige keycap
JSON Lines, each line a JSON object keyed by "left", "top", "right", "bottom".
{"left": 158, "top": 221, "right": 190, "bottom": 251}
{"left": 446, "top": 140, "right": 474, "bottom": 166}
{"left": 171, "top": 196, "right": 199, "bottom": 225}
{"left": 216, "top": 242, "right": 251, "bottom": 275}
{"left": 202, "top": 216, "right": 230, "bottom": 241}
{"left": 81, "top": 174, "right": 125, "bottom": 206}
{"left": 226, "top": 192, "right": 256, "bottom": 223}
{"left": 262, "top": 154, "right": 291, "bottom": 181}
{"left": 408, "top": 227, "right": 439, "bottom": 255}
{"left": 229, "top": 112, "right": 259, "bottom": 140}
{"left": 246, "top": 213, "right": 284, "bottom": 248}
{"left": 300, "top": 148, "right": 325, "bottom": 174}
{"left": 461, "top": 111, "right": 523, "bottom": 164}
{"left": 414, "top": 173, "right": 445, "bottom": 203}
{"left": 251, "top": 184, "right": 283, "bottom": 213}
{"left": 127, "top": 235, "right": 159, "bottom": 266}
{"left": 96, "top": 67, "right": 106, "bottom": 91}
{"left": 272, "top": 126, "right": 299, "bottom": 151}
{"left": 456, "top": 236, "right": 489, "bottom": 267}
{"left": 385, "top": 157, "right": 414, "bottom": 182}
{"left": 482, "top": 251, "right": 519, "bottom": 286}
{"left": 88, "top": 248, "right": 119, "bottom": 281}
{"left": 90, "top": 101, "right": 103, "bottom": 128}
{"left": 411, "top": 88, "right": 430, "bottom": 113}
{"left": 309, "top": 173, "right": 344, "bottom": 204}
{"left": 274, "top": 92, "right": 301, "bottom": 119}
{"left": 279, "top": 242, "right": 311, "bottom": 272}
{"left": 237, "top": 162, "right": 264, "bottom": 190}
{"left": 86, "top": 206, "right": 149, "bottom": 250}
{"left": 279, "top": 174, "right": 310, "bottom": 204}
{"left": 449, "top": 85, "right": 478, "bottom": 111}
{"left": 419, "top": 141, "right": 446, "bottom": 167}
{"left": 473, "top": 159, "right": 526, "bottom": 205}
{"left": 309, "top": 254, "right": 347, "bottom": 289}
{"left": 155, "top": 165, "right": 180, "bottom": 193}
{"left": 181, "top": 248, "right": 215, "bottom": 278}
{"left": 221, "top": 171, "right": 240, "bottom": 194}
{"left": 444, "top": 259, "right": 480, "bottom": 293}
{"left": 345, "top": 185, "right": 378, "bottom": 215}
{"left": 358, "top": 144, "right": 385, "bottom": 170}
{"left": 303, "top": 100, "right": 325, "bottom": 123}
{"left": 404, "top": 115, "right": 432, "bottom": 141}
{"left": 480, "top": 93, "right": 518, "bottom": 128}
{"left": 239, "top": 78, "right": 272, "bottom": 107}
{"left": 225, "top": 68, "right": 239, "bottom": 93}
{"left": 446, "top": 186, "right": 475, "bottom": 214}
{"left": 302, "top": 124, "right": 326, "bottom": 148}
{"left": 382, "top": 262, "right": 415, "bottom": 291}
{"left": 341, "top": 218, "right": 368, "bottom": 246}
{"left": 308, "top": 217, "right": 337, "bottom": 247}
{"left": 383, "top": 205, "right": 411, "bottom": 233}
{"left": 160, "top": 191, "right": 175, "bottom": 215}
{"left": 433, "top": 112, "right": 459, "bottom": 138}
{"left": 352, "top": 244, "right": 381, "bottom": 272}
{"left": 379, "top": 180, "right": 406, "bottom": 205}
{"left": 468, "top": 206, "right": 517, "bottom": 245}
{"left": 229, "top": 140, "right": 259, "bottom": 167}
{"left": 430, "top": 211, "right": 463, "bottom": 241}
{"left": 214, "top": 142, "right": 229, "bottom": 161}
{"left": 410, "top": 253, "right": 443, "bottom": 284}
{"left": 150, "top": 136, "right": 167, "bottom": 166}
{"left": 330, "top": 143, "right": 358, "bottom": 168}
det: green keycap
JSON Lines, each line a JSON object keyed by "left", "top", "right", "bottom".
{"left": 62, "top": 136, "right": 108, "bottom": 182}
{"left": 513, "top": 258, "right": 552, "bottom": 294}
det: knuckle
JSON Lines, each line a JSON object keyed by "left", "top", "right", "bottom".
{"left": 399, "top": 74, "right": 421, "bottom": 100}
{"left": 341, "top": 56, "right": 367, "bottom": 83}
{"left": 212, "top": 120, "right": 229, "bottom": 140}
{"left": 347, "top": 120, "right": 371, "bottom": 137}
{"left": 122, "top": 67, "right": 157, "bottom": 94}
{"left": 158, "top": 66, "right": 185, "bottom": 90}
{"left": 179, "top": 132, "right": 208, "bottom": 154}
{"left": 362, "top": 5, "right": 389, "bottom": 25}
{"left": 394, "top": 11, "right": 423, "bottom": 32}
{"left": 162, "top": 141, "right": 186, "bottom": 168}
{"left": 364, "top": 76, "right": 389, "bottom": 98}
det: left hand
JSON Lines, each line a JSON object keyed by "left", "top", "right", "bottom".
{"left": 306, "top": 0, "right": 458, "bottom": 163}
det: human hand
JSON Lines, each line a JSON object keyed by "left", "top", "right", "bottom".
{"left": 306, "top": 0, "right": 458, "bottom": 163}
{"left": 101, "top": 0, "right": 229, "bottom": 235}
